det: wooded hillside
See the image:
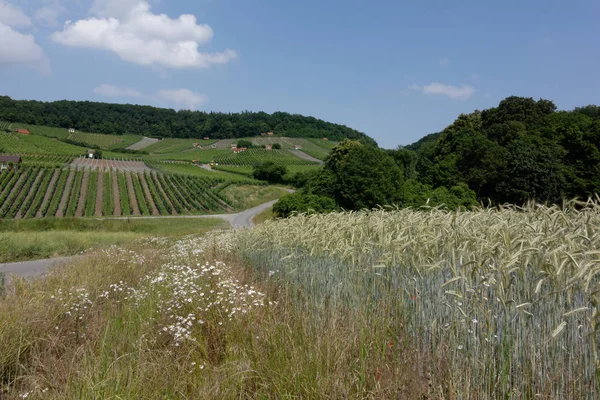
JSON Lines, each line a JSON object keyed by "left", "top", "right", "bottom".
{"left": 0, "top": 96, "right": 376, "bottom": 145}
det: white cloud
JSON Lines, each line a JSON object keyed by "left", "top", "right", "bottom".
{"left": 0, "top": 1, "right": 49, "bottom": 73}
{"left": 158, "top": 89, "right": 208, "bottom": 110}
{"left": 439, "top": 57, "right": 451, "bottom": 68}
{"left": 51, "top": 1, "right": 237, "bottom": 69}
{"left": 94, "top": 84, "right": 142, "bottom": 97}
{"left": 0, "top": 23, "right": 50, "bottom": 73}
{"left": 0, "top": 0, "right": 31, "bottom": 26}
{"left": 409, "top": 82, "right": 475, "bottom": 101}
{"left": 34, "top": 2, "right": 65, "bottom": 27}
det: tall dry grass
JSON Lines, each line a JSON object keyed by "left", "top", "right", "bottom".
{"left": 1, "top": 234, "right": 420, "bottom": 399}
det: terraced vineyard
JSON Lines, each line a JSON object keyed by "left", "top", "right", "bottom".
{"left": 0, "top": 167, "right": 233, "bottom": 219}
{"left": 67, "top": 132, "right": 142, "bottom": 150}
{"left": 213, "top": 149, "right": 319, "bottom": 166}
{"left": 7, "top": 123, "right": 71, "bottom": 140}
{"left": 22, "top": 154, "right": 75, "bottom": 168}
{"left": 0, "top": 131, "right": 86, "bottom": 155}
{"left": 143, "top": 138, "right": 218, "bottom": 154}
{"left": 249, "top": 137, "right": 337, "bottom": 160}
{"left": 214, "top": 164, "right": 322, "bottom": 178}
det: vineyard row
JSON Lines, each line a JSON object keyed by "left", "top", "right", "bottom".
{"left": 0, "top": 167, "right": 233, "bottom": 219}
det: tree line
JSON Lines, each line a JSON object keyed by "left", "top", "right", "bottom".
{"left": 274, "top": 96, "right": 600, "bottom": 215}
{"left": 0, "top": 96, "right": 376, "bottom": 145}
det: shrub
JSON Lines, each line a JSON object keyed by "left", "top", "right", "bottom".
{"left": 237, "top": 139, "right": 253, "bottom": 148}
{"left": 253, "top": 162, "right": 287, "bottom": 183}
{"left": 273, "top": 193, "right": 337, "bottom": 217}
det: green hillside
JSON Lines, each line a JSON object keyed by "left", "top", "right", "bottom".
{"left": 0, "top": 96, "right": 377, "bottom": 145}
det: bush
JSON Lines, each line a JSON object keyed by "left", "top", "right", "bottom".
{"left": 272, "top": 143, "right": 282, "bottom": 150}
{"left": 253, "top": 162, "right": 287, "bottom": 183}
{"left": 273, "top": 193, "right": 337, "bottom": 217}
{"left": 237, "top": 139, "right": 253, "bottom": 148}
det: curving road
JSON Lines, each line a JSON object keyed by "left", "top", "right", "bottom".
{"left": 0, "top": 195, "right": 289, "bottom": 281}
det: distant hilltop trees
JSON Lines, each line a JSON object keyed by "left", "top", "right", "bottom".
{"left": 0, "top": 96, "right": 377, "bottom": 145}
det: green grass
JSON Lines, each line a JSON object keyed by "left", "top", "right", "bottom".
{"left": 221, "top": 185, "right": 291, "bottom": 209}
{"left": 0, "top": 218, "right": 227, "bottom": 263}
{"left": 252, "top": 207, "right": 274, "bottom": 224}
{"left": 212, "top": 165, "right": 254, "bottom": 177}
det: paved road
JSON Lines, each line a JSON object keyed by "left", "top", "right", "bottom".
{"left": 0, "top": 256, "right": 78, "bottom": 284}
{"left": 0, "top": 195, "right": 290, "bottom": 280}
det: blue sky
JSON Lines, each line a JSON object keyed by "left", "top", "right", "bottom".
{"left": 1, "top": 0, "right": 599, "bottom": 148}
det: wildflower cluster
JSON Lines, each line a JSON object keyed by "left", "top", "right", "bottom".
{"left": 152, "top": 261, "right": 268, "bottom": 345}
{"left": 51, "top": 287, "right": 92, "bottom": 320}
{"left": 50, "top": 235, "right": 270, "bottom": 347}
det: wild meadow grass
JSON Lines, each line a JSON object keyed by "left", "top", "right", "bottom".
{"left": 1, "top": 202, "right": 599, "bottom": 398}
{"left": 0, "top": 218, "right": 226, "bottom": 263}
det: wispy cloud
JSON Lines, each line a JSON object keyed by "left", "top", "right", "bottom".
{"left": 409, "top": 82, "right": 475, "bottom": 101}
{"left": 94, "top": 84, "right": 208, "bottom": 110}
{"left": 157, "top": 89, "right": 208, "bottom": 110}
{"left": 0, "top": 0, "right": 31, "bottom": 26}
{"left": 439, "top": 57, "right": 451, "bottom": 68}
{"left": 94, "top": 84, "right": 142, "bottom": 98}
{"left": 34, "top": 1, "right": 65, "bottom": 27}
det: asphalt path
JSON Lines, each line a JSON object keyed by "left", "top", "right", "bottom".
{"left": 0, "top": 196, "right": 287, "bottom": 281}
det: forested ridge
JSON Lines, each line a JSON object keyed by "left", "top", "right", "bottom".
{"left": 409, "top": 96, "right": 600, "bottom": 205}
{"left": 0, "top": 96, "right": 376, "bottom": 145}
{"left": 275, "top": 96, "right": 600, "bottom": 215}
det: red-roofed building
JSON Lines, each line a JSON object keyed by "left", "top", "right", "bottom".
{"left": 17, "top": 129, "right": 30, "bottom": 135}
{"left": 265, "top": 144, "right": 273, "bottom": 150}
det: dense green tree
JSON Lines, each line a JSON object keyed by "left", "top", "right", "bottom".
{"left": 335, "top": 145, "right": 404, "bottom": 209}
{"left": 253, "top": 162, "right": 287, "bottom": 183}
{"left": 387, "top": 147, "right": 418, "bottom": 180}
{"left": 409, "top": 96, "right": 600, "bottom": 205}
{"left": 273, "top": 193, "right": 337, "bottom": 217}
{"left": 237, "top": 139, "right": 253, "bottom": 148}
{"left": 324, "top": 139, "right": 363, "bottom": 173}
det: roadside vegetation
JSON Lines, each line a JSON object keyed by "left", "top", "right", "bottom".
{"left": 221, "top": 185, "right": 291, "bottom": 210}
{"left": 0, "top": 219, "right": 226, "bottom": 263}
{"left": 2, "top": 203, "right": 598, "bottom": 398}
